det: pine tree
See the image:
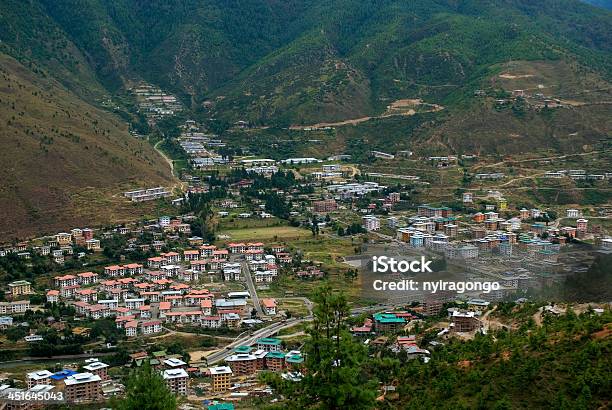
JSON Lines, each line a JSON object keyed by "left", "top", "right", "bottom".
{"left": 114, "top": 362, "right": 177, "bottom": 410}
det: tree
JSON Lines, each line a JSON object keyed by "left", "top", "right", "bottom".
{"left": 268, "top": 284, "right": 377, "bottom": 409}
{"left": 114, "top": 362, "right": 176, "bottom": 410}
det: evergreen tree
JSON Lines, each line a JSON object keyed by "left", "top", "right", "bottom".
{"left": 267, "top": 284, "right": 377, "bottom": 409}
{"left": 114, "top": 362, "right": 177, "bottom": 410}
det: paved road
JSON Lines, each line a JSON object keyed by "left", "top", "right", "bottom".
{"left": 241, "top": 260, "right": 264, "bottom": 317}
{"left": 203, "top": 303, "right": 397, "bottom": 366}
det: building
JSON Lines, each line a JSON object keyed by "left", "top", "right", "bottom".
{"left": 265, "top": 351, "right": 286, "bottom": 372}
{"left": 83, "top": 360, "right": 109, "bottom": 380}
{"left": 261, "top": 298, "right": 277, "bottom": 316}
{"left": 26, "top": 370, "right": 53, "bottom": 388}
{"left": 451, "top": 311, "right": 480, "bottom": 332}
{"left": 256, "top": 338, "right": 282, "bottom": 352}
{"left": 362, "top": 215, "right": 381, "bottom": 231}
{"left": 312, "top": 199, "right": 338, "bottom": 213}
{"left": 209, "top": 366, "right": 232, "bottom": 392}
{"left": 8, "top": 280, "right": 32, "bottom": 297}
{"left": 163, "top": 368, "right": 189, "bottom": 395}
{"left": 576, "top": 218, "right": 588, "bottom": 232}
{"left": 566, "top": 209, "right": 580, "bottom": 218}
{"left": 462, "top": 192, "right": 473, "bottom": 203}
{"left": 63, "top": 372, "right": 102, "bottom": 402}
{"left": 225, "top": 353, "right": 257, "bottom": 375}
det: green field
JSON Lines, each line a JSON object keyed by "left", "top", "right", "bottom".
{"left": 217, "top": 225, "right": 311, "bottom": 242}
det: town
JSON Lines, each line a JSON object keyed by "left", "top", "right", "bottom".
{"left": 0, "top": 111, "right": 609, "bottom": 406}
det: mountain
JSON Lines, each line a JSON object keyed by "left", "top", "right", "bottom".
{"left": 0, "top": 0, "right": 610, "bottom": 236}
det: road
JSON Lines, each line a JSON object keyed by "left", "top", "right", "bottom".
{"left": 202, "top": 303, "right": 397, "bottom": 365}
{"left": 204, "top": 318, "right": 304, "bottom": 365}
{"left": 240, "top": 260, "right": 264, "bottom": 317}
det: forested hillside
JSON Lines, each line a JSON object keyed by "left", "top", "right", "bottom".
{"left": 0, "top": 0, "right": 610, "bottom": 235}
{"left": 1, "top": 0, "right": 610, "bottom": 125}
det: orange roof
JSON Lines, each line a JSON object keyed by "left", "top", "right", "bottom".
{"left": 261, "top": 298, "right": 277, "bottom": 308}
{"left": 124, "top": 263, "right": 142, "bottom": 268}
{"left": 184, "top": 250, "right": 199, "bottom": 255}
{"left": 125, "top": 321, "right": 138, "bottom": 328}
{"left": 159, "top": 302, "right": 171, "bottom": 310}
{"left": 201, "top": 299, "right": 213, "bottom": 308}
{"left": 46, "top": 290, "right": 60, "bottom": 296}
{"left": 77, "top": 271, "right": 97, "bottom": 277}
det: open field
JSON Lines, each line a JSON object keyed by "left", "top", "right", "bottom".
{"left": 217, "top": 225, "right": 311, "bottom": 242}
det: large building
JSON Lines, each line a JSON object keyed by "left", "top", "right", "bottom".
{"left": 83, "top": 359, "right": 109, "bottom": 380}
{"left": 312, "top": 199, "right": 338, "bottom": 213}
{"left": 8, "top": 280, "right": 32, "bottom": 297}
{"left": 63, "top": 373, "right": 102, "bottom": 403}
{"left": 26, "top": 370, "right": 53, "bottom": 388}
{"left": 225, "top": 353, "right": 257, "bottom": 375}
{"left": 256, "top": 338, "right": 282, "bottom": 352}
{"left": 162, "top": 368, "right": 189, "bottom": 395}
{"left": 451, "top": 311, "right": 480, "bottom": 332}
{"left": 362, "top": 215, "right": 381, "bottom": 231}
{"left": 209, "top": 366, "right": 233, "bottom": 392}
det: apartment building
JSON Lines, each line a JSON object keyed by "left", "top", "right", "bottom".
{"left": 162, "top": 369, "right": 189, "bottom": 395}
{"left": 63, "top": 373, "right": 102, "bottom": 402}
{"left": 209, "top": 366, "right": 233, "bottom": 392}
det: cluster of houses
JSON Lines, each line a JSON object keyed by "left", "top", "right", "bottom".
{"left": 132, "top": 83, "right": 183, "bottom": 124}
{"left": 42, "top": 241, "right": 297, "bottom": 336}
{"left": 0, "top": 228, "right": 101, "bottom": 265}
{"left": 390, "top": 204, "right": 592, "bottom": 263}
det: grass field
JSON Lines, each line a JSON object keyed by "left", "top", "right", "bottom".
{"left": 217, "top": 225, "right": 311, "bottom": 242}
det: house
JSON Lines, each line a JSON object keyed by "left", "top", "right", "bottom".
{"left": 125, "top": 321, "right": 138, "bottom": 337}
{"left": 261, "top": 298, "right": 277, "bottom": 316}
{"left": 77, "top": 271, "right": 99, "bottom": 285}
{"left": 141, "top": 320, "right": 162, "bottom": 335}
{"left": 55, "top": 274, "right": 78, "bottom": 288}
{"left": 362, "top": 215, "right": 380, "bottom": 231}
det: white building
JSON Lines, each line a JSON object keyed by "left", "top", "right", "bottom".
{"left": 362, "top": 215, "right": 380, "bottom": 231}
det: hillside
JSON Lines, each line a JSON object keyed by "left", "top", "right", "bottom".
{"left": 0, "top": 0, "right": 610, "bottom": 234}
{"left": 0, "top": 53, "right": 175, "bottom": 239}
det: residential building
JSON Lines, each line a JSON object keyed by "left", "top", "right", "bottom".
{"left": 163, "top": 368, "right": 189, "bottom": 395}
{"left": 209, "top": 366, "right": 232, "bottom": 392}
{"left": 8, "top": 280, "right": 32, "bottom": 297}
{"left": 63, "top": 373, "right": 102, "bottom": 403}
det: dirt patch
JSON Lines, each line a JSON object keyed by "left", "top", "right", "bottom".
{"left": 499, "top": 73, "right": 535, "bottom": 79}
{"left": 592, "top": 323, "right": 612, "bottom": 340}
